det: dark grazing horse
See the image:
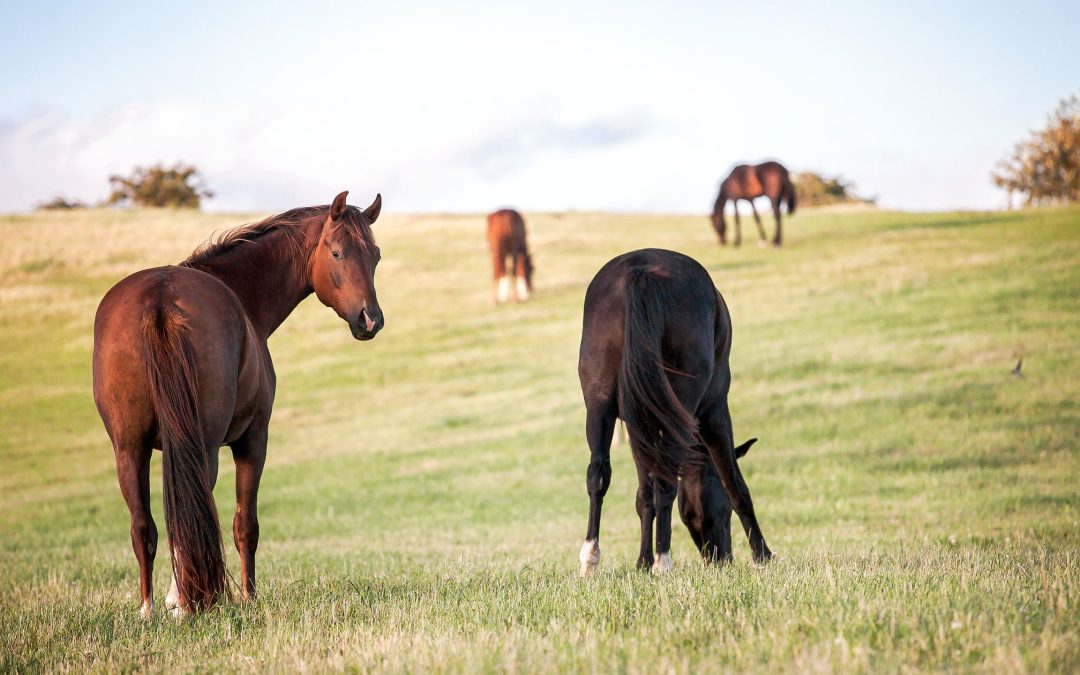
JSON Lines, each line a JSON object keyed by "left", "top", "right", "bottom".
{"left": 577, "top": 248, "right": 772, "bottom": 575}
{"left": 93, "top": 191, "right": 384, "bottom": 617}
{"left": 487, "top": 208, "right": 533, "bottom": 304}
{"left": 612, "top": 420, "right": 756, "bottom": 569}
{"left": 711, "top": 161, "right": 796, "bottom": 247}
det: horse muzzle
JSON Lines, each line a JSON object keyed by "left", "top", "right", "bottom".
{"left": 350, "top": 307, "right": 383, "bottom": 341}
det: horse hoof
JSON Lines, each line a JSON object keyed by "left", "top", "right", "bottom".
{"left": 139, "top": 600, "right": 153, "bottom": 620}
{"left": 651, "top": 552, "right": 673, "bottom": 575}
{"left": 578, "top": 539, "right": 600, "bottom": 577}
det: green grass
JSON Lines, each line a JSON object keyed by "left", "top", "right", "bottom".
{"left": 0, "top": 205, "right": 1077, "bottom": 672}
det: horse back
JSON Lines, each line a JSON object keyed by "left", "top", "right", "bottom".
{"left": 487, "top": 209, "right": 527, "bottom": 254}
{"left": 93, "top": 265, "right": 267, "bottom": 449}
{"left": 754, "top": 161, "right": 790, "bottom": 197}
{"left": 580, "top": 249, "right": 722, "bottom": 403}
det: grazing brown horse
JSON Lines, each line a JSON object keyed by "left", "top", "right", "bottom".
{"left": 711, "top": 161, "right": 796, "bottom": 247}
{"left": 577, "top": 248, "right": 772, "bottom": 576}
{"left": 93, "top": 191, "right": 384, "bottom": 617}
{"left": 487, "top": 208, "right": 533, "bottom": 304}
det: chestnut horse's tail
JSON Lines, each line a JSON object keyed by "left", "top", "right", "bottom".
{"left": 617, "top": 267, "right": 702, "bottom": 483}
{"left": 142, "top": 299, "right": 226, "bottom": 612}
{"left": 784, "top": 177, "right": 797, "bottom": 215}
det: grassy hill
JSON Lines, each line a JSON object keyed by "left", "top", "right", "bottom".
{"left": 1, "top": 205, "right": 1077, "bottom": 672}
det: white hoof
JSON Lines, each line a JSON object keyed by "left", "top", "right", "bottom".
{"left": 496, "top": 277, "right": 511, "bottom": 303}
{"left": 651, "top": 551, "right": 673, "bottom": 574}
{"left": 515, "top": 276, "right": 530, "bottom": 301}
{"left": 139, "top": 598, "right": 153, "bottom": 619}
{"left": 579, "top": 539, "right": 600, "bottom": 577}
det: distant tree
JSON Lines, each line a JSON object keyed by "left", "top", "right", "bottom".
{"left": 36, "top": 195, "right": 87, "bottom": 210}
{"left": 107, "top": 163, "right": 214, "bottom": 208}
{"left": 792, "top": 171, "right": 872, "bottom": 207}
{"left": 992, "top": 94, "right": 1080, "bottom": 207}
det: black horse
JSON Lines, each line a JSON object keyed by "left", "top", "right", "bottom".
{"left": 631, "top": 438, "right": 757, "bottom": 572}
{"left": 577, "top": 248, "right": 772, "bottom": 575}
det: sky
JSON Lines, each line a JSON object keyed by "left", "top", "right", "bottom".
{"left": 1, "top": 0, "right": 1077, "bottom": 213}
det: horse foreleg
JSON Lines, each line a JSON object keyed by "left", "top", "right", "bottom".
{"left": 700, "top": 400, "right": 772, "bottom": 562}
{"left": 115, "top": 441, "right": 157, "bottom": 618}
{"left": 651, "top": 477, "right": 677, "bottom": 574}
{"left": 732, "top": 207, "right": 743, "bottom": 247}
{"left": 231, "top": 426, "right": 267, "bottom": 602}
{"left": 633, "top": 459, "right": 655, "bottom": 570}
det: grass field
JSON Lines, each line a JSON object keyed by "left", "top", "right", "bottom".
{"left": 0, "top": 204, "right": 1077, "bottom": 672}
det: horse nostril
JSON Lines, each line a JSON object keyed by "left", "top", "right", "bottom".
{"left": 362, "top": 309, "right": 379, "bottom": 332}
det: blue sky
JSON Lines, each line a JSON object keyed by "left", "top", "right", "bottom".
{"left": 1, "top": 0, "right": 1077, "bottom": 212}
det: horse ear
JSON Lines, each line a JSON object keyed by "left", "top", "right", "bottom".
{"left": 734, "top": 437, "right": 757, "bottom": 458}
{"left": 330, "top": 191, "right": 349, "bottom": 220}
{"left": 363, "top": 193, "right": 382, "bottom": 224}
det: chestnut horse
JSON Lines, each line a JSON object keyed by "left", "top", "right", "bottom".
{"left": 487, "top": 208, "right": 533, "bottom": 304}
{"left": 577, "top": 248, "right": 772, "bottom": 576}
{"left": 93, "top": 191, "right": 383, "bottom": 617}
{"left": 711, "top": 161, "right": 796, "bottom": 247}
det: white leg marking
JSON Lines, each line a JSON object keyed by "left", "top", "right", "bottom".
{"left": 579, "top": 539, "right": 600, "bottom": 577}
{"left": 165, "top": 574, "right": 179, "bottom": 611}
{"left": 515, "top": 276, "right": 530, "bottom": 301}
{"left": 139, "top": 597, "right": 153, "bottom": 619}
{"left": 652, "top": 551, "right": 673, "bottom": 574}
{"left": 496, "top": 276, "right": 511, "bottom": 303}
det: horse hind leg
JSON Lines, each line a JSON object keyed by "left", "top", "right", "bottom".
{"left": 491, "top": 246, "right": 510, "bottom": 305}
{"left": 165, "top": 442, "right": 222, "bottom": 616}
{"left": 231, "top": 426, "right": 268, "bottom": 602}
{"left": 513, "top": 252, "right": 530, "bottom": 301}
{"left": 771, "top": 198, "right": 783, "bottom": 247}
{"left": 114, "top": 440, "right": 157, "bottom": 618}
{"left": 579, "top": 396, "right": 616, "bottom": 576}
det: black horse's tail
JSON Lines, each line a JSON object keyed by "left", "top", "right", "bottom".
{"left": 142, "top": 297, "right": 226, "bottom": 613}
{"left": 784, "top": 179, "right": 797, "bottom": 215}
{"left": 617, "top": 267, "right": 701, "bottom": 482}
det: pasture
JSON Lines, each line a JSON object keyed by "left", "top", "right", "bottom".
{"left": 1, "top": 205, "right": 1077, "bottom": 672}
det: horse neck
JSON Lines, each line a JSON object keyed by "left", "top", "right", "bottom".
{"left": 714, "top": 185, "right": 729, "bottom": 212}
{"left": 188, "top": 218, "right": 321, "bottom": 338}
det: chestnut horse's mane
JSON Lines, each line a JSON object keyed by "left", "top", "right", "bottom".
{"left": 181, "top": 204, "right": 374, "bottom": 268}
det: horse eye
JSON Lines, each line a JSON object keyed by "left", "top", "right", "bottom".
{"left": 332, "top": 250, "right": 342, "bottom": 260}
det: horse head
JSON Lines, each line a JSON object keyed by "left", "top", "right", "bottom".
{"left": 311, "top": 191, "right": 384, "bottom": 340}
